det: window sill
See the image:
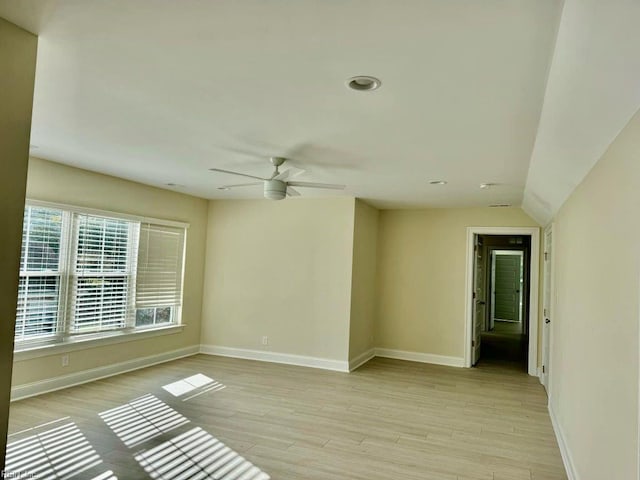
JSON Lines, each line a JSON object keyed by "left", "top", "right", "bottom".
{"left": 13, "top": 324, "right": 185, "bottom": 361}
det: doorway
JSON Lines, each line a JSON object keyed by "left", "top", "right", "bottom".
{"left": 465, "top": 227, "right": 540, "bottom": 376}
{"left": 483, "top": 239, "right": 529, "bottom": 370}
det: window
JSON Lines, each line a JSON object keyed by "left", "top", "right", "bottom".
{"left": 15, "top": 202, "right": 187, "bottom": 348}
{"left": 16, "top": 207, "right": 65, "bottom": 341}
{"left": 72, "top": 214, "right": 135, "bottom": 333}
{"left": 135, "top": 222, "right": 185, "bottom": 327}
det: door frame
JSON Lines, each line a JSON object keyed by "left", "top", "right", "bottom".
{"left": 491, "top": 250, "right": 525, "bottom": 325}
{"left": 464, "top": 226, "right": 540, "bottom": 376}
{"left": 541, "top": 224, "right": 554, "bottom": 391}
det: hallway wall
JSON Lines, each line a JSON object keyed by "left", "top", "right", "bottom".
{"left": 550, "top": 107, "right": 640, "bottom": 479}
{"left": 0, "top": 17, "right": 37, "bottom": 473}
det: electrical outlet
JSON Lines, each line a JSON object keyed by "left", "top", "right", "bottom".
{"left": 261, "top": 336, "right": 268, "bottom": 346}
{"left": 61, "top": 355, "right": 69, "bottom": 367}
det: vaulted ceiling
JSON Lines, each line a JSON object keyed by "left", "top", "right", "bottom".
{"left": 1, "top": 0, "right": 639, "bottom": 222}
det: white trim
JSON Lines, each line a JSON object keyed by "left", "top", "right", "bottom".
{"left": 375, "top": 348, "right": 465, "bottom": 368}
{"left": 199, "top": 345, "right": 350, "bottom": 372}
{"left": 349, "top": 348, "right": 376, "bottom": 371}
{"left": 13, "top": 325, "right": 184, "bottom": 361}
{"left": 549, "top": 404, "right": 579, "bottom": 480}
{"left": 541, "top": 223, "right": 554, "bottom": 393}
{"left": 26, "top": 198, "right": 190, "bottom": 229}
{"left": 10, "top": 345, "right": 199, "bottom": 401}
{"left": 464, "top": 226, "right": 540, "bottom": 376}
{"left": 200, "top": 345, "right": 465, "bottom": 373}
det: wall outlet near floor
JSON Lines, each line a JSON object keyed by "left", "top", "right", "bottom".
{"left": 261, "top": 336, "right": 269, "bottom": 346}
{"left": 61, "top": 354, "right": 69, "bottom": 367}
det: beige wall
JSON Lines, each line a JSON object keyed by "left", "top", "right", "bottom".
{"left": 348, "top": 200, "right": 379, "bottom": 362}
{"left": 550, "top": 109, "right": 640, "bottom": 479}
{"left": 11, "top": 157, "right": 208, "bottom": 385}
{"left": 376, "top": 207, "right": 539, "bottom": 359}
{"left": 0, "top": 17, "right": 37, "bottom": 472}
{"left": 201, "top": 198, "right": 355, "bottom": 362}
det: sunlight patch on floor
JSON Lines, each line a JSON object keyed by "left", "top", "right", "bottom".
{"left": 99, "top": 394, "right": 189, "bottom": 447}
{"left": 162, "top": 373, "right": 226, "bottom": 401}
{"left": 135, "top": 427, "right": 270, "bottom": 480}
{"left": 5, "top": 421, "right": 103, "bottom": 479}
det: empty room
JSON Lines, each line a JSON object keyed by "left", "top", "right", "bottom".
{"left": 1, "top": 1, "right": 638, "bottom": 480}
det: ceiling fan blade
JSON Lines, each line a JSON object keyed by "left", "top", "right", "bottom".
{"left": 274, "top": 167, "right": 305, "bottom": 182}
{"left": 222, "top": 182, "right": 262, "bottom": 188}
{"left": 209, "top": 168, "right": 266, "bottom": 181}
{"left": 288, "top": 181, "right": 345, "bottom": 190}
{"left": 286, "top": 186, "right": 301, "bottom": 197}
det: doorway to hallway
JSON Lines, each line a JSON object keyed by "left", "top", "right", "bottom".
{"left": 465, "top": 227, "right": 540, "bottom": 376}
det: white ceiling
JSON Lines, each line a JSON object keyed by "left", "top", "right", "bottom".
{"left": 522, "top": 0, "right": 640, "bottom": 224}
{"left": 0, "top": 0, "right": 566, "bottom": 209}
{"left": 6, "top": 0, "right": 640, "bottom": 218}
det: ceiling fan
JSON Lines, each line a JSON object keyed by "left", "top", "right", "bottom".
{"left": 210, "top": 157, "right": 345, "bottom": 200}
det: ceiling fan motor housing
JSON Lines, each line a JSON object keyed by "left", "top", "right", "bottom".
{"left": 264, "top": 179, "right": 287, "bottom": 200}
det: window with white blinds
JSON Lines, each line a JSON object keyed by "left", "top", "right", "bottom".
{"left": 71, "top": 215, "right": 137, "bottom": 334}
{"left": 136, "top": 224, "right": 185, "bottom": 308}
{"left": 15, "top": 207, "right": 64, "bottom": 341}
{"left": 14, "top": 202, "right": 187, "bottom": 347}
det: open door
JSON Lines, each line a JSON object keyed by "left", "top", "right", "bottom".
{"left": 541, "top": 227, "right": 553, "bottom": 390}
{"left": 472, "top": 236, "right": 485, "bottom": 365}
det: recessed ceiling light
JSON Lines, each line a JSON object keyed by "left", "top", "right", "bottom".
{"left": 429, "top": 180, "right": 448, "bottom": 185}
{"left": 489, "top": 203, "right": 512, "bottom": 208}
{"left": 217, "top": 187, "right": 230, "bottom": 191}
{"left": 480, "top": 183, "right": 498, "bottom": 189}
{"left": 165, "top": 182, "right": 181, "bottom": 187}
{"left": 347, "top": 76, "right": 382, "bottom": 91}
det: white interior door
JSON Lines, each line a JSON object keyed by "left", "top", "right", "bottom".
{"left": 472, "top": 236, "right": 485, "bottom": 365}
{"left": 541, "top": 227, "right": 553, "bottom": 390}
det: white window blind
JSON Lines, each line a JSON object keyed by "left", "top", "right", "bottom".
{"left": 70, "top": 214, "right": 137, "bottom": 334}
{"left": 15, "top": 207, "right": 64, "bottom": 341}
{"left": 136, "top": 223, "right": 186, "bottom": 309}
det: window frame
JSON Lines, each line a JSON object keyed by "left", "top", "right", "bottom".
{"left": 14, "top": 199, "right": 189, "bottom": 356}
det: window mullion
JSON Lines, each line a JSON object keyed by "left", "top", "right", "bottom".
{"left": 125, "top": 222, "right": 140, "bottom": 330}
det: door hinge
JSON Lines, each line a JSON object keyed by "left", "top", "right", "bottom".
{"left": 472, "top": 340, "right": 475, "bottom": 347}
{"left": 543, "top": 308, "right": 547, "bottom": 317}
{"left": 472, "top": 292, "right": 476, "bottom": 299}
{"left": 542, "top": 365, "right": 545, "bottom": 373}
{"left": 544, "top": 252, "right": 548, "bottom": 261}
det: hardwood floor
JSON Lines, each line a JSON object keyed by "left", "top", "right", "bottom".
{"left": 480, "top": 320, "right": 528, "bottom": 370}
{"left": 7, "top": 355, "right": 567, "bottom": 480}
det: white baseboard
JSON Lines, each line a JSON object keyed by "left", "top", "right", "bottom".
{"left": 349, "top": 348, "right": 376, "bottom": 371}
{"left": 375, "top": 348, "right": 465, "bottom": 368}
{"left": 11, "top": 345, "right": 200, "bottom": 402}
{"left": 549, "top": 403, "right": 578, "bottom": 480}
{"left": 200, "top": 345, "right": 349, "bottom": 372}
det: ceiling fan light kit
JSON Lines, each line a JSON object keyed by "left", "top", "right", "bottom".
{"left": 264, "top": 179, "right": 287, "bottom": 200}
